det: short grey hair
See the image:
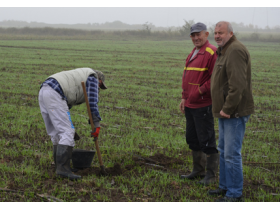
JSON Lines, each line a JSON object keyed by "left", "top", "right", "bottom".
{"left": 216, "top": 21, "right": 233, "bottom": 33}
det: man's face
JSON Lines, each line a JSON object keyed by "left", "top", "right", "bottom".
{"left": 214, "top": 23, "right": 233, "bottom": 47}
{"left": 190, "top": 31, "right": 209, "bottom": 49}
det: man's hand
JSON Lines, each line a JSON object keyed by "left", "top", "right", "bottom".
{"left": 179, "top": 99, "right": 185, "bottom": 114}
{"left": 91, "top": 127, "right": 100, "bottom": 139}
{"left": 220, "top": 110, "right": 230, "bottom": 119}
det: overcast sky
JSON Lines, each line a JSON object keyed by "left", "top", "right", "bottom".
{"left": 1, "top": 2, "right": 280, "bottom": 28}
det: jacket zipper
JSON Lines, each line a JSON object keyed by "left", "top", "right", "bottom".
{"left": 184, "top": 58, "right": 192, "bottom": 78}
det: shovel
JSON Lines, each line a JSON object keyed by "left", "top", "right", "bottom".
{"left": 81, "top": 81, "right": 107, "bottom": 175}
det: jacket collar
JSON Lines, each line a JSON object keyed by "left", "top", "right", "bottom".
{"left": 216, "top": 35, "right": 236, "bottom": 56}
{"left": 193, "top": 40, "right": 209, "bottom": 55}
{"left": 188, "top": 40, "right": 209, "bottom": 62}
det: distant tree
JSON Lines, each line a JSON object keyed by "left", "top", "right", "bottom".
{"left": 251, "top": 32, "right": 260, "bottom": 41}
{"left": 179, "top": 19, "right": 195, "bottom": 36}
{"left": 274, "top": 25, "right": 280, "bottom": 32}
{"left": 248, "top": 24, "right": 254, "bottom": 29}
{"left": 208, "top": 24, "right": 216, "bottom": 36}
{"left": 230, "top": 22, "right": 238, "bottom": 29}
{"left": 143, "top": 22, "right": 151, "bottom": 31}
{"left": 142, "top": 22, "right": 152, "bottom": 34}
{"left": 238, "top": 22, "right": 245, "bottom": 28}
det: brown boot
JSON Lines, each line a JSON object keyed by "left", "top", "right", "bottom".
{"left": 180, "top": 150, "right": 206, "bottom": 180}
{"left": 197, "top": 153, "right": 219, "bottom": 185}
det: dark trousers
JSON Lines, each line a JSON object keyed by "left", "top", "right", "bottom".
{"left": 185, "top": 105, "right": 218, "bottom": 154}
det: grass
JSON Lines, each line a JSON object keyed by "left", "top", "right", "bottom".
{"left": 0, "top": 36, "right": 279, "bottom": 202}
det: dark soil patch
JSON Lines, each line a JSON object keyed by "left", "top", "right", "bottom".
{"left": 149, "top": 153, "right": 184, "bottom": 166}
{"left": 131, "top": 152, "right": 185, "bottom": 169}
{"left": 242, "top": 179, "right": 280, "bottom": 201}
{"left": 75, "top": 163, "right": 123, "bottom": 176}
{"left": 2, "top": 150, "right": 278, "bottom": 201}
{"left": 1, "top": 156, "right": 25, "bottom": 165}
{"left": 74, "top": 152, "right": 185, "bottom": 178}
{"left": 74, "top": 153, "right": 185, "bottom": 179}
{"left": 125, "top": 164, "right": 134, "bottom": 170}
{"left": 0, "top": 191, "right": 45, "bottom": 202}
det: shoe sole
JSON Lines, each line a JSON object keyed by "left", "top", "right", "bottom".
{"left": 197, "top": 180, "right": 217, "bottom": 186}
{"left": 56, "top": 174, "right": 82, "bottom": 181}
{"left": 180, "top": 175, "right": 205, "bottom": 180}
{"left": 208, "top": 191, "right": 227, "bottom": 196}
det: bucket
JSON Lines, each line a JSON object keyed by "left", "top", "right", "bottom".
{"left": 72, "top": 149, "right": 95, "bottom": 169}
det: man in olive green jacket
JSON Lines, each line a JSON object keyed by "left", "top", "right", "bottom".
{"left": 208, "top": 21, "right": 254, "bottom": 202}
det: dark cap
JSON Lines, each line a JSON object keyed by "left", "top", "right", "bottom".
{"left": 95, "top": 70, "right": 107, "bottom": 89}
{"left": 190, "top": 22, "right": 207, "bottom": 35}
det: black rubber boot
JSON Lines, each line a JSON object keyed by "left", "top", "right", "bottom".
{"left": 53, "top": 145, "right": 57, "bottom": 170}
{"left": 180, "top": 150, "right": 206, "bottom": 180}
{"left": 197, "top": 153, "right": 219, "bottom": 185}
{"left": 56, "top": 144, "right": 81, "bottom": 181}
{"left": 53, "top": 145, "right": 78, "bottom": 172}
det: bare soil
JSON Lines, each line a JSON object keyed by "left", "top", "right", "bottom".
{"left": 1, "top": 151, "right": 279, "bottom": 201}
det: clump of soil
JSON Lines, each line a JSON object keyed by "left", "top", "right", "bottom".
{"left": 75, "top": 167, "right": 99, "bottom": 176}
{"left": 105, "top": 163, "right": 122, "bottom": 176}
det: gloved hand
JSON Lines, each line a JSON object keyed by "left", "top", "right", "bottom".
{"left": 91, "top": 127, "right": 100, "bottom": 140}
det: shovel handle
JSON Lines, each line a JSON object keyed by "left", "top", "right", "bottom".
{"left": 81, "top": 81, "right": 104, "bottom": 167}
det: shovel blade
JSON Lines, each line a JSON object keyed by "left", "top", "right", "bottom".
{"left": 100, "top": 165, "right": 108, "bottom": 176}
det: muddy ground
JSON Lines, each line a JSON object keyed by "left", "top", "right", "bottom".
{"left": 1, "top": 152, "right": 279, "bottom": 202}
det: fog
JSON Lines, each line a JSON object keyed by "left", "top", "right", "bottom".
{"left": 0, "top": 7, "right": 279, "bottom": 29}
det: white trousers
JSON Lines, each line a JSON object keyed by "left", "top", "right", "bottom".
{"left": 38, "top": 84, "right": 75, "bottom": 147}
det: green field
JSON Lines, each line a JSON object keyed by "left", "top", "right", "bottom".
{"left": 0, "top": 37, "right": 279, "bottom": 202}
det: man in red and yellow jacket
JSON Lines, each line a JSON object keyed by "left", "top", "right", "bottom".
{"left": 179, "top": 22, "right": 219, "bottom": 185}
